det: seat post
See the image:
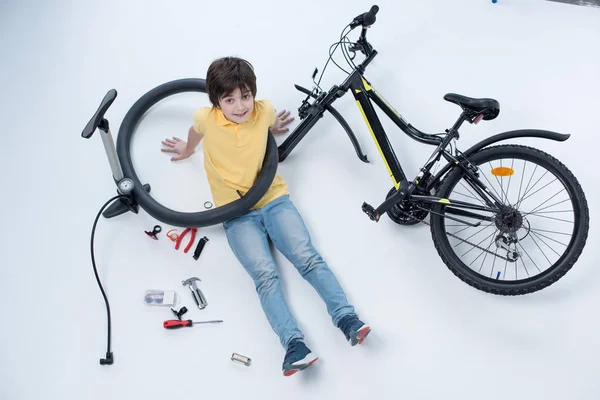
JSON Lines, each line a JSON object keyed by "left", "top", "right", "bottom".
{"left": 449, "top": 112, "right": 469, "bottom": 138}
{"left": 453, "top": 112, "right": 469, "bottom": 130}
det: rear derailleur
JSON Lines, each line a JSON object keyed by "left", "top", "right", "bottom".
{"left": 495, "top": 233, "right": 521, "bottom": 262}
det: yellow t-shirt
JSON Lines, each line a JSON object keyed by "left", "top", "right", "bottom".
{"left": 192, "top": 100, "right": 289, "bottom": 209}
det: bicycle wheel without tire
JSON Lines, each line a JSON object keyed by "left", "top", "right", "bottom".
{"left": 430, "top": 144, "right": 589, "bottom": 295}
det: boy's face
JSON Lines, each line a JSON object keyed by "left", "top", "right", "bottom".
{"left": 218, "top": 87, "right": 254, "bottom": 124}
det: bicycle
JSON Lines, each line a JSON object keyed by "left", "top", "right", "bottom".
{"left": 277, "top": 5, "right": 590, "bottom": 295}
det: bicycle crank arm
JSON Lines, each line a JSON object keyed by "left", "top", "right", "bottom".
{"left": 362, "top": 181, "right": 413, "bottom": 221}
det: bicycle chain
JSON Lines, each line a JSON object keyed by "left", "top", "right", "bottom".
{"left": 395, "top": 206, "right": 512, "bottom": 262}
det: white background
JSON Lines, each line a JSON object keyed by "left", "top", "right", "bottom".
{"left": 1, "top": 0, "right": 599, "bottom": 399}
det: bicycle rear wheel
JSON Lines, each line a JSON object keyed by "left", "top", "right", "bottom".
{"left": 430, "top": 144, "right": 589, "bottom": 295}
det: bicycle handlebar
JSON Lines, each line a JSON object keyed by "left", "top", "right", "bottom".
{"left": 350, "top": 5, "right": 379, "bottom": 29}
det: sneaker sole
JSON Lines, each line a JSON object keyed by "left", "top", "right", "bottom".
{"left": 283, "top": 354, "right": 319, "bottom": 376}
{"left": 351, "top": 325, "right": 371, "bottom": 346}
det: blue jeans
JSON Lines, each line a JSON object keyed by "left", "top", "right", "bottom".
{"left": 223, "top": 194, "right": 356, "bottom": 348}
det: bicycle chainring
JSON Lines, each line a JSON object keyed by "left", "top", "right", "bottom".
{"left": 386, "top": 187, "right": 430, "bottom": 226}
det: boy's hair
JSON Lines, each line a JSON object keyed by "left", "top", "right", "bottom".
{"left": 206, "top": 57, "right": 257, "bottom": 108}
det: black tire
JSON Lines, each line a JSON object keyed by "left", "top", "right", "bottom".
{"left": 430, "top": 144, "right": 589, "bottom": 295}
{"left": 116, "top": 78, "right": 278, "bottom": 228}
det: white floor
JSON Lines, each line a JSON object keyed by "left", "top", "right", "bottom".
{"left": 1, "top": 0, "right": 599, "bottom": 399}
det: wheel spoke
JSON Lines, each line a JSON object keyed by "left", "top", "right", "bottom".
{"left": 516, "top": 159, "right": 527, "bottom": 206}
{"left": 452, "top": 190, "right": 484, "bottom": 203}
{"left": 467, "top": 229, "right": 499, "bottom": 267}
{"left": 506, "top": 159, "right": 515, "bottom": 205}
{"left": 521, "top": 188, "right": 566, "bottom": 216}
{"left": 527, "top": 231, "right": 553, "bottom": 266}
{"left": 458, "top": 182, "right": 487, "bottom": 206}
{"left": 528, "top": 230, "right": 569, "bottom": 248}
{"left": 517, "top": 253, "right": 530, "bottom": 278}
{"left": 528, "top": 227, "right": 572, "bottom": 236}
{"left": 518, "top": 178, "right": 559, "bottom": 207}
{"left": 526, "top": 214, "right": 574, "bottom": 224}
{"left": 445, "top": 223, "right": 476, "bottom": 227}
{"left": 517, "top": 163, "right": 538, "bottom": 209}
{"left": 478, "top": 230, "right": 499, "bottom": 273}
{"left": 491, "top": 161, "right": 506, "bottom": 204}
{"left": 460, "top": 231, "right": 497, "bottom": 257}
{"left": 452, "top": 223, "right": 495, "bottom": 248}
{"left": 517, "top": 169, "right": 549, "bottom": 209}
{"left": 530, "top": 231, "right": 563, "bottom": 257}
{"left": 528, "top": 210, "right": 573, "bottom": 215}
{"left": 517, "top": 241, "right": 542, "bottom": 274}
{"left": 491, "top": 243, "right": 499, "bottom": 278}
{"left": 481, "top": 163, "right": 505, "bottom": 203}
{"left": 523, "top": 198, "right": 571, "bottom": 216}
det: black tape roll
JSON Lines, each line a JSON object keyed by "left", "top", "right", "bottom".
{"left": 116, "top": 78, "right": 278, "bottom": 227}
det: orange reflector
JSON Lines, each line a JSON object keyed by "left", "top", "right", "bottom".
{"left": 491, "top": 167, "right": 514, "bottom": 177}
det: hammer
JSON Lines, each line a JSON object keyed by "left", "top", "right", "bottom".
{"left": 182, "top": 277, "right": 207, "bottom": 310}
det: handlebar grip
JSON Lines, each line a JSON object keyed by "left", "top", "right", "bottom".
{"left": 363, "top": 5, "right": 379, "bottom": 26}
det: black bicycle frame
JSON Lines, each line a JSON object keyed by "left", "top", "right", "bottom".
{"left": 277, "top": 29, "right": 572, "bottom": 224}
{"left": 278, "top": 54, "right": 445, "bottom": 183}
{"left": 347, "top": 71, "right": 443, "bottom": 190}
{"left": 277, "top": 55, "right": 507, "bottom": 222}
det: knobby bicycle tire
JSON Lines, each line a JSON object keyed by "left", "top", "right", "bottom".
{"left": 430, "top": 144, "right": 589, "bottom": 295}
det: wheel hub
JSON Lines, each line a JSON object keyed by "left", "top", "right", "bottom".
{"left": 495, "top": 207, "right": 523, "bottom": 234}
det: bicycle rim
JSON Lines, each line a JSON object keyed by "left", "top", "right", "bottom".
{"left": 430, "top": 144, "right": 588, "bottom": 293}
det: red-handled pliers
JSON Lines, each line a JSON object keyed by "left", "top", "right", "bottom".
{"left": 175, "top": 228, "right": 197, "bottom": 253}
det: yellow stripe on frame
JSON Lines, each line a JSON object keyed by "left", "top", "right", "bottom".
{"left": 361, "top": 78, "right": 373, "bottom": 91}
{"left": 367, "top": 83, "right": 407, "bottom": 123}
{"left": 355, "top": 100, "right": 399, "bottom": 189}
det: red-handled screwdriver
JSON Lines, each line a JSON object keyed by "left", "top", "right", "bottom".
{"left": 163, "top": 319, "right": 223, "bottom": 329}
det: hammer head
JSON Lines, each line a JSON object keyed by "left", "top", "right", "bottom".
{"left": 182, "top": 277, "right": 201, "bottom": 287}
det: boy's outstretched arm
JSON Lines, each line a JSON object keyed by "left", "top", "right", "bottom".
{"left": 160, "top": 126, "right": 204, "bottom": 161}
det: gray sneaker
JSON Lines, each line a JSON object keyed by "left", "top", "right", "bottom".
{"left": 282, "top": 339, "right": 318, "bottom": 376}
{"left": 338, "top": 315, "right": 371, "bottom": 346}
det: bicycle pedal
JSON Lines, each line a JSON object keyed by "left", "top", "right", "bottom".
{"left": 361, "top": 202, "right": 380, "bottom": 221}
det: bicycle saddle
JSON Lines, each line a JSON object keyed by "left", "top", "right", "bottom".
{"left": 444, "top": 93, "right": 500, "bottom": 121}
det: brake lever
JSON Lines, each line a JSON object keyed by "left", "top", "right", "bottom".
{"left": 348, "top": 43, "right": 363, "bottom": 54}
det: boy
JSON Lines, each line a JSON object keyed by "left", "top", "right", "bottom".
{"left": 161, "top": 57, "right": 370, "bottom": 376}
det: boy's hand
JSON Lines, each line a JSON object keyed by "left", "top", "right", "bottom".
{"left": 271, "top": 109, "right": 295, "bottom": 134}
{"left": 161, "top": 137, "right": 192, "bottom": 161}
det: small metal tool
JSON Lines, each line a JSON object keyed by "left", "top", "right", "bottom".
{"left": 145, "top": 225, "right": 162, "bottom": 240}
{"left": 182, "top": 277, "right": 207, "bottom": 309}
{"left": 231, "top": 353, "right": 251, "bottom": 366}
{"left": 171, "top": 306, "right": 188, "bottom": 320}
